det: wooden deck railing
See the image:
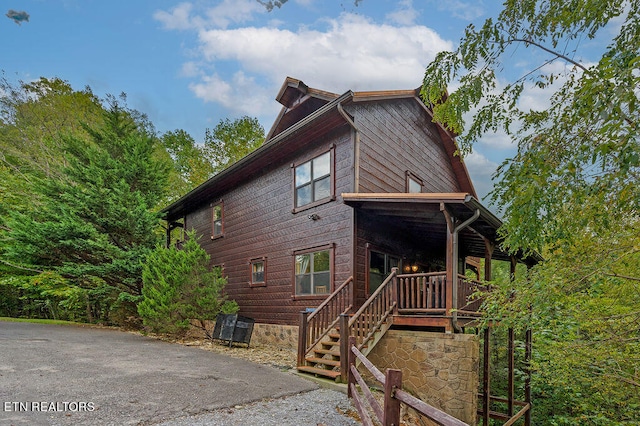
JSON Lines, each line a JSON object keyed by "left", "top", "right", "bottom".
{"left": 347, "top": 336, "right": 468, "bottom": 426}
{"left": 457, "top": 275, "right": 486, "bottom": 314}
{"left": 397, "top": 272, "right": 486, "bottom": 314}
{"left": 347, "top": 269, "right": 397, "bottom": 352}
{"left": 397, "top": 272, "right": 447, "bottom": 313}
{"left": 297, "top": 276, "right": 353, "bottom": 366}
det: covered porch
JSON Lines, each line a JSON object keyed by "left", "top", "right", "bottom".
{"left": 345, "top": 192, "right": 537, "bottom": 332}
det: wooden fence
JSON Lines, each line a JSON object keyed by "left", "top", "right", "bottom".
{"left": 347, "top": 336, "right": 468, "bottom": 426}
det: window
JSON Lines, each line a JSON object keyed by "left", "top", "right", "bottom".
{"left": 294, "top": 151, "right": 331, "bottom": 208}
{"left": 250, "top": 258, "right": 266, "bottom": 287}
{"left": 211, "top": 202, "right": 223, "bottom": 238}
{"left": 369, "top": 250, "right": 400, "bottom": 295}
{"left": 295, "top": 249, "right": 331, "bottom": 296}
{"left": 406, "top": 172, "right": 423, "bottom": 193}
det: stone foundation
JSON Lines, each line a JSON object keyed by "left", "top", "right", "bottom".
{"left": 366, "top": 330, "right": 479, "bottom": 425}
{"left": 189, "top": 320, "right": 299, "bottom": 350}
{"left": 250, "top": 323, "right": 299, "bottom": 350}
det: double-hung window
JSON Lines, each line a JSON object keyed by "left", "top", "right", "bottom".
{"left": 250, "top": 258, "right": 266, "bottom": 287}
{"left": 295, "top": 248, "right": 331, "bottom": 296}
{"left": 294, "top": 151, "right": 331, "bottom": 209}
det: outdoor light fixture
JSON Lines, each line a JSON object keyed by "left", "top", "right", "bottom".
{"left": 411, "top": 265, "right": 419, "bottom": 273}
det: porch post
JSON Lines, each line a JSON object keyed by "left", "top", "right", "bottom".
{"left": 339, "top": 313, "right": 350, "bottom": 383}
{"left": 297, "top": 310, "right": 308, "bottom": 367}
{"left": 442, "top": 204, "right": 455, "bottom": 330}
{"left": 508, "top": 255, "right": 517, "bottom": 417}
{"left": 483, "top": 327, "right": 491, "bottom": 426}
{"left": 484, "top": 239, "right": 494, "bottom": 282}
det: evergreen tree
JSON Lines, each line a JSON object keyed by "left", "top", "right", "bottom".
{"left": 3, "top": 101, "right": 171, "bottom": 323}
{"left": 138, "top": 232, "right": 237, "bottom": 336}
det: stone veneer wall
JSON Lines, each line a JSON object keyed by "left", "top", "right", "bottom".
{"left": 250, "top": 323, "right": 299, "bottom": 350}
{"left": 366, "top": 330, "right": 479, "bottom": 425}
{"left": 188, "top": 321, "right": 298, "bottom": 351}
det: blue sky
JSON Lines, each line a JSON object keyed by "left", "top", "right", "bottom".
{"left": 1, "top": 0, "right": 614, "bottom": 201}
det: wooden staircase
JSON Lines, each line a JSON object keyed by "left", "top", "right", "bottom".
{"left": 297, "top": 330, "right": 342, "bottom": 380}
{"left": 297, "top": 272, "right": 398, "bottom": 382}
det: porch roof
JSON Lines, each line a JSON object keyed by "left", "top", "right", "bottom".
{"left": 341, "top": 192, "right": 540, "bottom": 264}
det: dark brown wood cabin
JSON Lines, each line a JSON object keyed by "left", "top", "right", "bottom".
{"left": 162, "top": 77, "right": 538, "bottom": 379}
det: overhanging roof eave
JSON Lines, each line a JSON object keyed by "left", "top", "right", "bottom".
{"left": 162, "top": 91, "right": 354, "bottom": 219}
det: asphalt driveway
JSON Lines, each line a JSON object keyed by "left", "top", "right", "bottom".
{"left": 0, "top": 321, "right": 318, "bottom": 425}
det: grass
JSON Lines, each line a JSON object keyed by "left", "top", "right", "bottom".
{"left": 0, "top": 317, "right": 88, "bottom": 326}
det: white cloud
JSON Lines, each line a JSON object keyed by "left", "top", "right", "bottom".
{"left": 189, "top": 71, "right": 277, "bottom": 117}
{"left": 154, "top": 2, "right": 196, "bottom": 30}
{"left": 463, "top": 150, "right": 499, "bottom": 200}
{"left": 154, "top": 0, "right": 263, "bottom": 31}
{"left": 189, "top": 13, "right": 452, "bottom": 115}
{"left": 429, "top": 0, "right": 485, "bottom": 21}
{"left": 204, "top": 0, "right": 264, "bottom": 29}
{"left": 386, "top": 0, "right": 419, "bottom": 26}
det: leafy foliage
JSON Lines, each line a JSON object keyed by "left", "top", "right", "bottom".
{"left": 161, "top": 129, "right": 215, "bottom": 199}
{"left": 421, "top": 1, "right": 639, "bottom": 423}
{"left": 138, "top": 232, "right": 237, "bottom": 336}
{"left": 2, "top": 100, "right": 171, "bottom": 324}
{"left": 204, "top": 116, "right": 265, "bottom": 174}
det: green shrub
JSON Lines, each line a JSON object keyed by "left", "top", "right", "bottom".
{"left": 138, "top": 232, "right": 237, "bottom": 336}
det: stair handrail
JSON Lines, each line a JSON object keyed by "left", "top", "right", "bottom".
{"left": 298, "top": 276, "right": 354, "bottom": 366}
{"left": 348, "top": 268, "right": 397, "bottom": 351}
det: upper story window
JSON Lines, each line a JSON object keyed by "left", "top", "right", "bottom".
{"left": 294, "top": 246, "right": 332, "bottom": 296}
{"left": 250, "top": 257, "right": 266, "bottom": 287}
{"left": 294, "top": 150, "right": 333, "bottom": 210}
{"left": 211, "top": 202, "right": 223, "bottom": 239}
{"left": 406, "top": 172, "right": 423, "bottom": 193}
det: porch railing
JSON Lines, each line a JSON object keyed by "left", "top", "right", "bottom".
{"left": 397, "top": 272, "right": 447, "bottom": 313}
{"left": 297, "top": 276, "right": 353, "bottom": 366}
{"left": 347, "top": 269, "right": 397, "bottom": 352}
{"left": 397, "top": 272, "right": 486, "bottom": 314}
{"left": 457, "top": 275, "right": 486, "bottom": 314}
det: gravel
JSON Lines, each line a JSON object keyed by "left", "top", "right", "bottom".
{"left": 153, "top": 388, "right": 360, "bottom": 426}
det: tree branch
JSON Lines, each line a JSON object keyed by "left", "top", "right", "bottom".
{"left": 0, "top": 258, "right": 43, "bottom": 274}
{"left": 509, "top": 38, "right": 588, "bottom": 72}
{"left": 604, "top": 272, "right": 640, "bottom": 282}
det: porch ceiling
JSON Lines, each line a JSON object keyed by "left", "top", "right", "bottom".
{"left": 342, "top": 193, "right": 539, "bottom": 264}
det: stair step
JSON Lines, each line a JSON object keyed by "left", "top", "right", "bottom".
{"left": 305, "top": 357, "right": 341, "bottom": 367}
{"left": 321, "top": 340, "right": 341, "bottom": 347}
{"left": 313, "top": 348, "right": 340, "bottom": 357}
{"left": 297, "top": 366, "right": 341, "bottom": 380}
{"left": 328, "top": 332, "right": 340, "bottom": 340}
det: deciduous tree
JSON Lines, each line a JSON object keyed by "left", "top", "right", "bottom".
{"left": 204, "top": 116, "right": 264, "bottom": 174}
{"left": 421, "top": 1, "right": 639, "bottom": 423}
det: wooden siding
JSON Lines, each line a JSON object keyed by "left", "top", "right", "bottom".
{"left": 347, "top": 98, "right": 461, "bottom": 307}
{"left": 350, "top": 99, "right": 462, "bottom": 194}
{"left": 185, "top": 127, "right": 355, "bottom": 325}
